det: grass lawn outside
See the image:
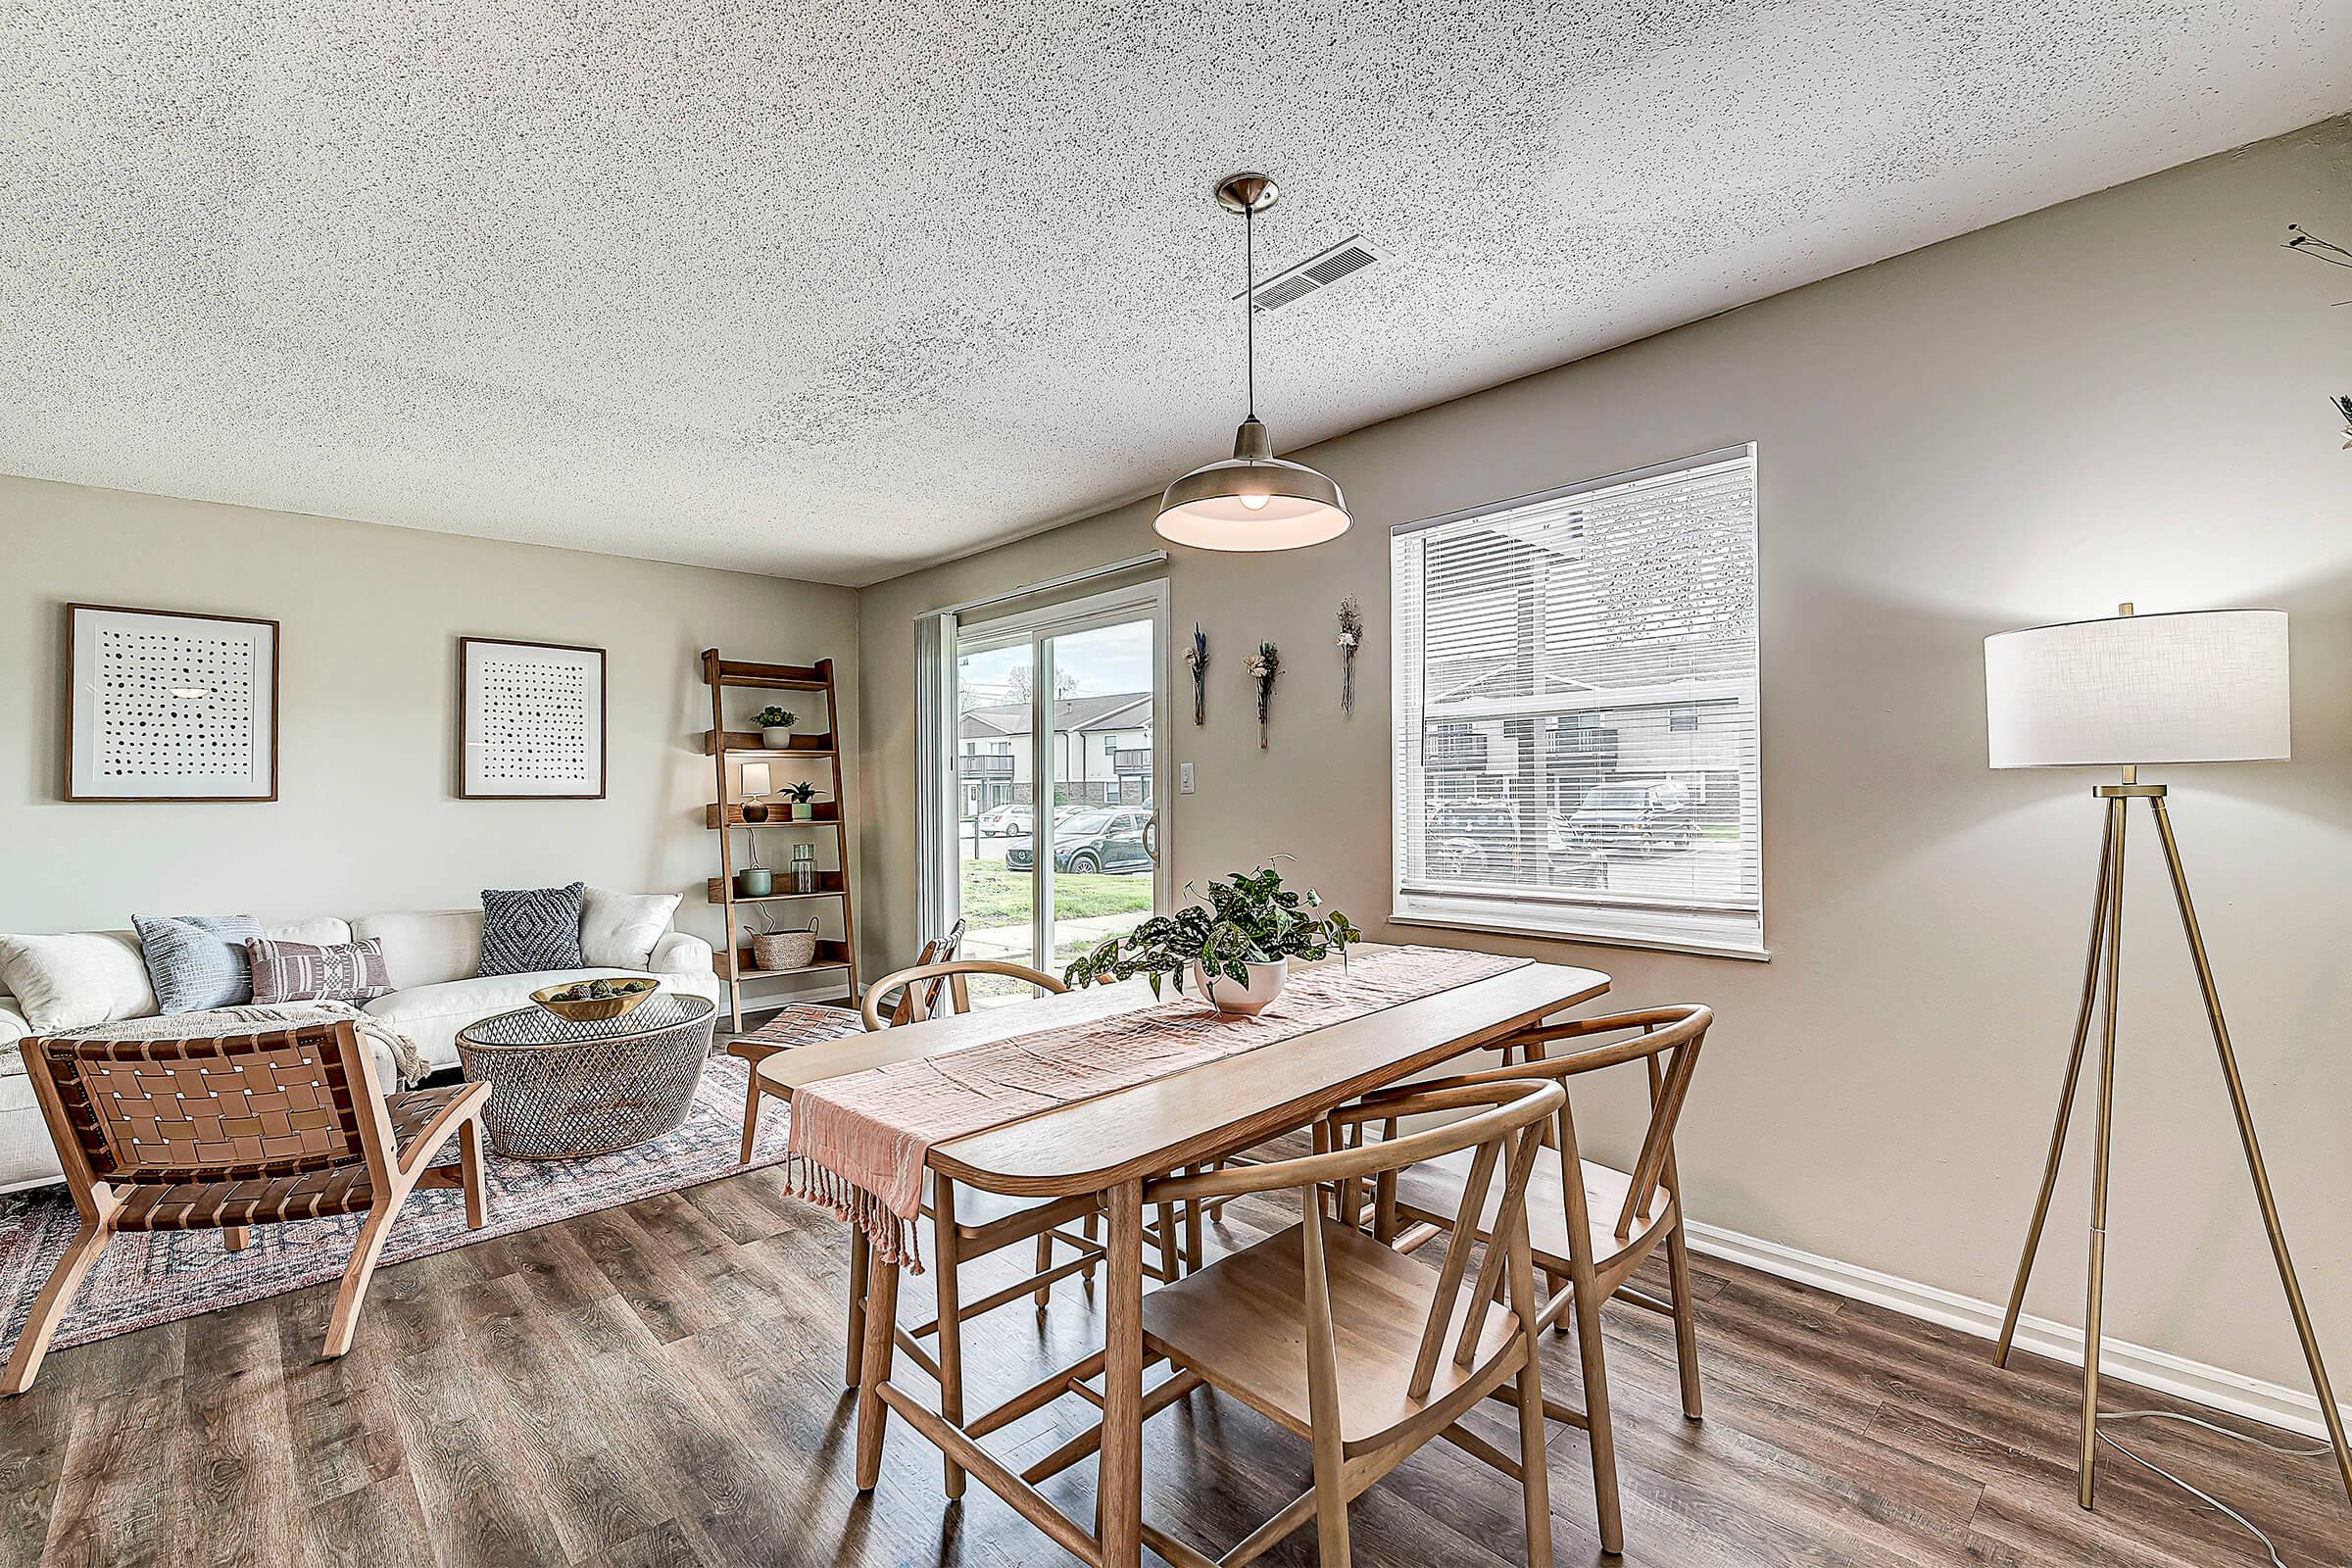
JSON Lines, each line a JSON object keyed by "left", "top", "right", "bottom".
{"left": 959, "top": 858, "right": 1154, "bottom": 926}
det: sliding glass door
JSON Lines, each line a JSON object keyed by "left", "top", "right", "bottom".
{"left": 941, "top": 583, "right": 1169, "bottom": 1001}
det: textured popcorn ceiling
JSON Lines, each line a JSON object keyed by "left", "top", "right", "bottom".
{"left": 2, "top": 3, "right": 2344, "bottom": 585}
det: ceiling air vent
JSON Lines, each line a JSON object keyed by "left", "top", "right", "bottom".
{"left": 1238, "top": 235, "right": 1381, "bottom": 314}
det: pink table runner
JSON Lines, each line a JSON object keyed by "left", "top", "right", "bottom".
{"left": 788, "top": 945, "right": 1531, "bottom": 1269}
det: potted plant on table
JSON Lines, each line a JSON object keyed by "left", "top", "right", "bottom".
{"left": 756, "top": 707, "right": 798, "bottom": 749}
{"left": 784, "top": 779, "right": 820, "bottom": 820}
{"left": 1063, "top": 860, "right": 1361, "bottom": 1015}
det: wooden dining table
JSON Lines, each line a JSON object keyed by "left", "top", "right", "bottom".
{"left": 755, "top": 948, "right": 1610, "bottom": 1567}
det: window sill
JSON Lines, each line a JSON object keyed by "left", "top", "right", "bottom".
{"left": 1388, "top": 910, "right": 1771, "bottom": 963}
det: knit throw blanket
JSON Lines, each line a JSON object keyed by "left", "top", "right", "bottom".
{"left": 787, "top": 945, "right": 1531, "bottom": 1271}
{"left": 58, "top": 1001, "right": 428, "bottom": 1088}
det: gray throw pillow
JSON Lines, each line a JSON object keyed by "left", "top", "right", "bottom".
{"left": 131, "top": 912, "right": 265, "bottom": 1014}
{"left": 479, "top": 883, "right": 586, "bottom": 976}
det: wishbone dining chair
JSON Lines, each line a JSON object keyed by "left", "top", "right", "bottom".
{"left": 1036, "top": 1075, "right": 1567, "bottom": 1566}
{"left": 1353, "top": 1003, "right": 1714, "bottom": 1557}
{"left": 852, "top": 957, "right": 1110, "bottom": 1501}
{"left": 730, "top": 919, "right": 965, "bottom": 1164}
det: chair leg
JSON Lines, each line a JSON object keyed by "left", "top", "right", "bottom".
{"left": 1, "top": 1219, "right": 113, "bottom": 1395}
{"left": 1665, "top": 1222, "right": 1703, "bottom": 1420}
{"left": 459, "top": 1117, "right": 489, "bottom": 1230}
{"left": 1568, "top": 1259, "right": 1623, "bottom": 1555}
{"left": 739, "top": 1069, "right": 763, "bottom": 1165}
{"left": 1311, "top": 1424, "right": 1352, "bottom": 1565}
{"left": 1507, "top": 1232, "right": 1555, "bottom": 1568}
{"left": 845, "top": 1228, "right": 869, "bottom": 1390}
{"left": 1183, "top": 1167, "right": 1204, "bottom": 1269}
{"left": 1082, "top": 1212, "right": 1099, "bottom": 1288}
{"left": 322, "top": 1200, "right": 403, "bottom": 1359}
{"left": 1033, "top": 1231, "right": 1054, "bottom": 1320}
{"left": 1156, "top": 1200, "right": 1181, "bottom": 1282}
{"left": 933, "top": 1179, "right": 968, "bottom": 1500}
{"left": 224, "top": 1225, "right": 251, "bottom": 1251}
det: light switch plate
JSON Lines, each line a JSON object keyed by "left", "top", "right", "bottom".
{"left": 1179, "top": 761, "right": 1196, "bottom": 794}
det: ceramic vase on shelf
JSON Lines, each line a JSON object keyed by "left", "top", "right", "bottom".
{"left": 761, "top": 726, "right": 795, "bottom": 749}
{"left": 735, "top": 865, "right": 772, "bottom": 898}
{"left": 791, "top": 801, "right": 816, "bottom": 820}
{"left": 1193, "top": 957, "right": 1288, "bottom": 1017}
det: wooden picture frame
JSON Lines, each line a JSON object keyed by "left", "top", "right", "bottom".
{"left": 64, "top": 603, "right": 280, "bottom": 803}
{"left": 458, "top": 636, "right": 607, "bottom": 800}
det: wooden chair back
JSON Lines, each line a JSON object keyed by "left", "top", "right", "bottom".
{"left": 24, "top": 1020, "right": 392, "bottom": 1193}
{"left": 886, "top": 919, "right": 969, "bottom": 1026}
{"left": 1149, "top": 1078, "right": 1562, "bottom": 1403}
{"left": 1415, "top": 1004, "right": 1711, "bottom": 1241}
{"left": 860, "top": 957, "right": 1066, "bottom": 1032}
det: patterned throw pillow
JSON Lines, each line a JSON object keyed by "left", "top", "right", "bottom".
{"left": 131, "top": 913, "right": 264, "bottom": 1014}
{"left": 246, "top": 936, "right": 395, "bottom": 1004}
{"left": 478, "top": 882, "right": 586, "bottom": 976}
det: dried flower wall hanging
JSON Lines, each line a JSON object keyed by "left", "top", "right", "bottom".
{"left": 1246, "top": 642, "right": 1280, "bottom": 749}
{"left": 2282, "top": 225, "right": 2352, "bottom": 448}
{"left": 1336, "top": 598, "right": 1363, "bottom": 716}
{"left": 1183, "top": 625, "right": 1208, "bottom": 725}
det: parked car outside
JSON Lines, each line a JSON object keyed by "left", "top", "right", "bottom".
{"left": 979, "top": 804, "right": 1086, "bottom": 837}
{"left": 1426, "top": 801, "right": 1528, "bottom": 883}
{"left": 1550, "top": 779, "right": 1694, "bottom": 855}
{"left": 1005, "top": 809, "right": 1156, "bottom": 874}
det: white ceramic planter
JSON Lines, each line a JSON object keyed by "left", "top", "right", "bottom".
{"left": 1194, "top": 956, "right": 1288, "bottom": 1016}
{"left": 760, "top": 725, "right": 796, "bottom": 749}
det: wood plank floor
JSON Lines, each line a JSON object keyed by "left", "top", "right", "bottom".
{"left": 3, "top": 1162, "right": 2345, "bottom": 1567}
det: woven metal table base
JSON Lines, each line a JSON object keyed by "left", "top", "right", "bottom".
{"left": 457, "top": 995, "right": 717, "bottom": 1159}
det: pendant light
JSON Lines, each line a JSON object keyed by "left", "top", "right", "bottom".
{"left": 1153, "top": 172, "right": 1351, "bottom": 551}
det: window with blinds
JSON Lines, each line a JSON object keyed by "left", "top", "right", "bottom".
{"left": 1390, "top": 446, "right": 1763, "bottom": 956}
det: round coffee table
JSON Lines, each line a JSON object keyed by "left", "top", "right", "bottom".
{"left": 456, "top": 992, "right": 717, "bottom": 1158}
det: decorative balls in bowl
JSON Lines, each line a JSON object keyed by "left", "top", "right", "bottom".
{"left": 531, "top": 976, "right": 661, "bottom": 1022}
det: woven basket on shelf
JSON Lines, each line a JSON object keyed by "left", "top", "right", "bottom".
{"left": 752, "top": 922, "right": 819, "bottom": 970}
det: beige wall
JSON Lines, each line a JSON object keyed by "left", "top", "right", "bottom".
{"left": 858, "top": 120, "right": 2352, "bottom": 1396}
{"left": 1, "top": 475, "right": 859, "bottom": 1004}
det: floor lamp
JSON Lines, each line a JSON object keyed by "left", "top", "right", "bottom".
{"left": 1983, "top": 603, "right": 2351, "bottom": 1511}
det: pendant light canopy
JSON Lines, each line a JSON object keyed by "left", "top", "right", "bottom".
{"left": 1153, "top": 172, "right": 1350, "bottom": 552}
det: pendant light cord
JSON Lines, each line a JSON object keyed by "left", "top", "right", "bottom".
{"left": 1243, "top": 201, "right": 1255, "bottom": 422}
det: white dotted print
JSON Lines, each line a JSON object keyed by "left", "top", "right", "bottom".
{"left": 473, "top": 656, "right": 593, "bottom": 786}
{"left": 93, "top": 625, "right": 258, "bottom": 778}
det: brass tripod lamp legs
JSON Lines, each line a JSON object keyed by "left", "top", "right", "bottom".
{"left": 1991, "top": 784, "right": 2352, "bottom": 1510}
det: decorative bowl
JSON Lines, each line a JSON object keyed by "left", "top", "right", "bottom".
{"left": 531, "top": 976, "right": 661, "bottom": 1022}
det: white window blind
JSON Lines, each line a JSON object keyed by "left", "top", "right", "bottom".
{"left": 1390, "top": 446, "right": 1763, "bottom": 956}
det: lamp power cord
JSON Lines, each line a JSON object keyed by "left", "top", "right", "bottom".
{"left": 2094, "top": 1409, "right": 2342, "bottom": 1567}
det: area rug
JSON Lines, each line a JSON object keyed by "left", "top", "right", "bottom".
{"left": 0, "top": 1054, "right": 791, "bottom": 1360}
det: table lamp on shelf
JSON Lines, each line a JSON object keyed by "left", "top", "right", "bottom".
{"left": 739, "top": 762, "right": 773, "bottom": 824}
{"left": 1983, "top": 603, "right": 2349, "bottom": 1510}
{"left": 735, "top": 762, "right": 773, "bottom": 897}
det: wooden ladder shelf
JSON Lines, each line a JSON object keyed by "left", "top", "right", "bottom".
{"left": 702, "top": 650, "right": 859, "bottom": 1031}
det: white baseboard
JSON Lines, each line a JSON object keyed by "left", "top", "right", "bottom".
{"left": 1682, "top": 1219, "right": 2349, "bottom": 1444}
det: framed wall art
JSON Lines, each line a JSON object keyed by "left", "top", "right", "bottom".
{"left": 66, "top": 603, "right": 279, "bottom": 803}
{"left": 458, "top": 636, "right": 607, "bottom": 800}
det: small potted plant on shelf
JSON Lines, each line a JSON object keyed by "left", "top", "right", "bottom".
{"left": 1062, "top": 860, "right": 1360, "bottom": 1016}
{"left": 784, "top": 779, "right": 820, "bottom": 820}
{"left": 756, "top": 707, "right": 798, "bottom": 749}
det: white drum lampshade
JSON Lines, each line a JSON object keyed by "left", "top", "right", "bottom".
{"left": 1984, "top": 609, "right": 2290, "bottom": 769}
{"left": 739, "top": 762, "right": 773, "bottom": 798}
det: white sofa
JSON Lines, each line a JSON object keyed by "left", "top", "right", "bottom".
{"left": 0, "top": 905, "right": 721, "bottom": 1191}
